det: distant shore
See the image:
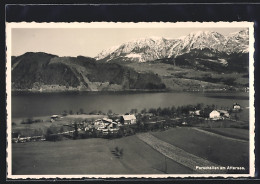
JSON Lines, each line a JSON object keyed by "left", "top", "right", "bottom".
{"left": 11, "top": 87, "right": 247, "bottom": 94}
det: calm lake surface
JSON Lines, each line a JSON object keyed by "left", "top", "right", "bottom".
{"left": 11, "top": 91, "right": 249, "bottom": 118}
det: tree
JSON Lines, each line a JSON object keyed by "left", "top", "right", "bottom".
{"left": 234, "top": 113, "right": 239, "bottom": 121}
{"left": 62, "top": 110, "right": 68, "bottom": 116}
{"left": 170, "top": 106, "right": 176, "bottom": 116}
{"left": 148, "top": 108, "right": 157, "bottom": 115}
{"left": 79, "top": 108, "right": 84, "bottom": 114}
{"left": 108, "top": 109, "right": 113, "bottom": 115}
{"left": 141, "top": 108, "right": 147, "bottom": 114}
{"left": 90, "top": 110, "right": 98, "bottom": 115}
{"left": 59, "top": 126, "right": 64, "bottom": 133}
{"left": 196, "top": 103, "right": 204, "bottom": 110}
{"left": 156, "top": 107, "right": 162, "bottom": 116}
{"left": 130, "top": 108, "right": 138, "bottom": 114}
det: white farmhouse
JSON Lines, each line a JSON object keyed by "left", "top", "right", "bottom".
{"left": 122, "top": 114, "right": 136, "bottom": 125}
{"left": 233, "top": 103, "right": 241, "bottom": 110}
{"left": 209, "top": 110, "right": 221, "bottom": 120}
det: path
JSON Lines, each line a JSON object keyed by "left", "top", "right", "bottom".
{"left": 192, "top": 127, "right": 249, "bottom": 143}
{"left": 137, "top": 133, "right": 226, "bottom": 174}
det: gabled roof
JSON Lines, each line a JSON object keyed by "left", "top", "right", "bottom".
{"left": 51, "top": 115, "right": 59, "bottom": 118}
{"left": 102, "top": 118, "right": 113, "bottom": 123}
{"left": 217, "top": 110, "right": 229, "bottom": 114}
{"left": 210, "top": 110, "right": 220, "bottom": 114}
{"left": 122, "top": 114, "right": 136, "bottom": 120}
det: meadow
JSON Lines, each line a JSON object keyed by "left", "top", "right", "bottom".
{"left": 12, "top": 126, "right": 249, "bottom": 175}
{"left": 12, "top": 133, "right": 194, "bottom": 175}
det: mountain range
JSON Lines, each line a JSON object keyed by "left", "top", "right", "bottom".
{"left": 11, "top": 29, "right": 249, "bottom": 92}
{"left": 96, "top": 29, "right": 249, "bottom": 63}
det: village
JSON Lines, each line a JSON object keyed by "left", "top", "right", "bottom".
{"left": 11, "top": 102, "right": 245, "bottom": 143}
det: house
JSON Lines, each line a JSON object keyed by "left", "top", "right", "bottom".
{"left": 107, "top": 122, "right": 118, "bottom": 129}
{"left": 121, "top": 114, "right": 136, "bottom": 125}
{"left": 94, "top": 119, "right": 106, "bottom": 129}
{"left": 107, "top": 122, "right": 119, "bottom": 133}
{"left": 233, "top": 103, "right": 241, "bottom": 110}
{"left": 12, "top": 132, "right": 20, "bottom": 143}
{"left": 189, "top": 110, "right": 200, "bottom": 116}
{"left": 182, "top": 122, "right": 188, "bottom": 126}
{"left": 50, "top": 115, "right": 59, "bottom": 122}
{"left": 209, "top": 110, "right": 221, "bottom": 120}
{"left": 195, "top": 110, "right": 201, "bottom": 116}
{"left": 102, "top": 118, "right": 113, "bottom": 124}
{"left": 189, "top": 111, "right": 195, "bottom": 115}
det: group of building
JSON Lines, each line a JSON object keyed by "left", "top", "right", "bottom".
{"left": 84, "top": 114, "right": 137, "bottom": 135}
{"left": 12, "top": 103, "right": 242, "bottom": 143}
{"left": 189, "top": 103, "right": 241, "bottom": 121}
{"left": 11, "top": 133, "right": 45, "bottom": 143}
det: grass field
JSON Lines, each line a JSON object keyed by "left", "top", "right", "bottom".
{"left": 12, "top": 126, "right": 249, "bottom": 175}
{"left": 151, "top": 127, "right": 249, "bottom": 173}
{"left": 125, "top": 62, "right": 248, "bottom": 91}
{"left": 12, "top": 135, "right": 194, "bottom": 175}
{"left": 200, "top": 128, "right": 249, "bottom": 141}
{"left": 11, "top": 114, "right": 108, "bottom": 137}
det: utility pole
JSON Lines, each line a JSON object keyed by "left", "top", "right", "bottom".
{"left": 164, "top": 156, "right": 167, "bottom": 174}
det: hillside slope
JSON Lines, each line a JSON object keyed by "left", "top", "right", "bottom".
{"left": 11, "top": 52, "right": 166, "bottom": 92}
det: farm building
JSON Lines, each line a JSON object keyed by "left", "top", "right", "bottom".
{"left": 195, "top": 110, "right": 201, "bottom": 116}
{"left": 209, "top": 110, "right": 221, "bottom": 120}
{"left": 94, "top": 119, "right": 106, "bottom": 129}
{"left": 107, "top": 122, "right": 118, "bottom": 129}
{"left": 12, "top": 132, "right": 20, "bottom": 143}
{"left": 121, "top": 114, "right": 136, "bottom": 125}
{"left": 233, "top": 103, "right": 241, "bottom": 110}
{"left": 209, "top": 109, "right": 230, "bottom": 120}
{"left": 50, "top": 115, "right": 59, "bottom": 122}
{"left": 102, "top": 118, "right": 113, "bottom": 124}
{"left": 189, "top": 110, "right": 200, "bottom": 116}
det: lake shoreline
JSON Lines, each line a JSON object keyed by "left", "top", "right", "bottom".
{"left": 11, "top": 91, "right": 249, "bottom": 119}
{"left": 11, "top": 88, "right": 248, "bottom": 95}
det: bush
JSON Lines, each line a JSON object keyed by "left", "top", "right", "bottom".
{"left": 21, "top": 118, "right": 33, "bottom": 124}
{"left": 45, "top": 134, "right": 63, "bottom": 141}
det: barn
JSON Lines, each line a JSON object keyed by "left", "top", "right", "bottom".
{"left": 121, "top": 114, "right": 137, "bottom": 125}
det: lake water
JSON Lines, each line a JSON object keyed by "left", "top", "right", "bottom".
{"left": 11, "top": 91, "right": 249, "bottom": 118}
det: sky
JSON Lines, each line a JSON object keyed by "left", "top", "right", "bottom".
{"left": 12, "top": 27, "right": 245, "bottom": 57}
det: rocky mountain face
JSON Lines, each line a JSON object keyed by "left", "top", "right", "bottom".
{"left": 95, "top": 29, "right": 249, "bottom": 63}
{"left": 12, "top": 52, "right": 165, "bottom": 92}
